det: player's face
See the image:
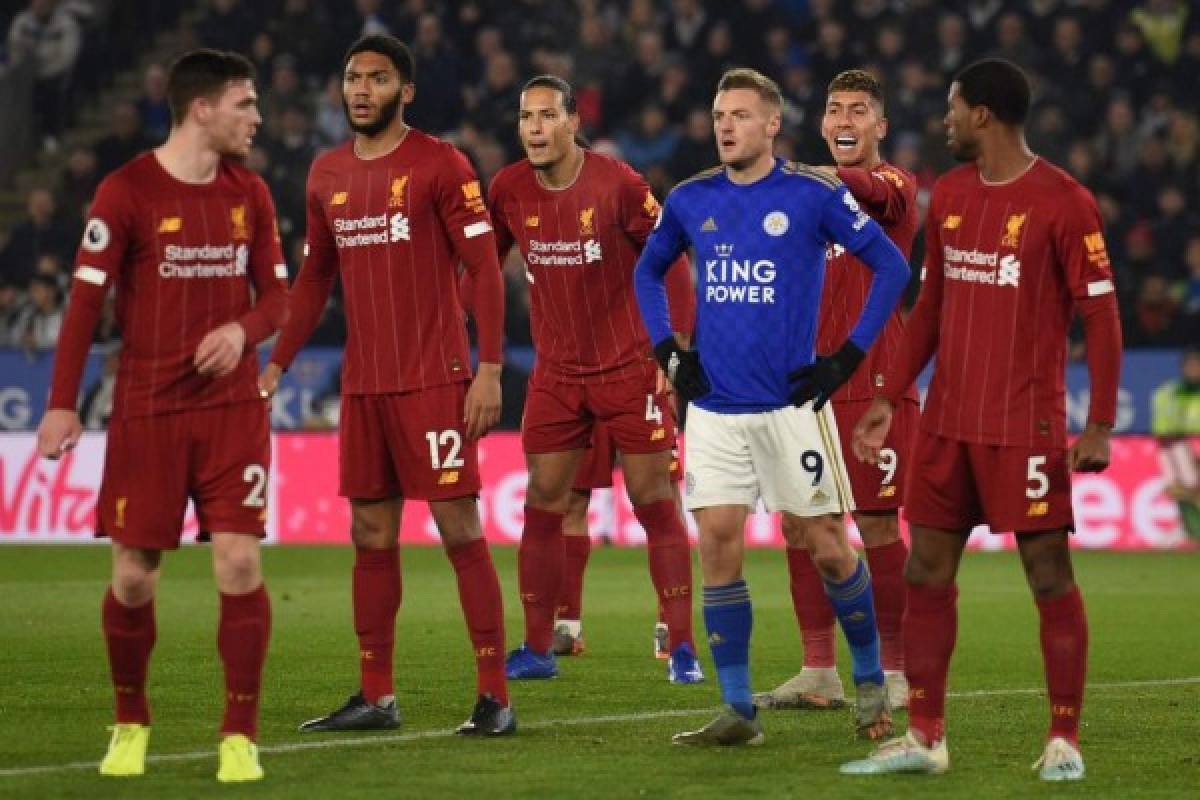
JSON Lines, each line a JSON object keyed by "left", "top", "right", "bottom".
{"left": 207, "top": 79, "right": 261, "bottom": 158}
{"left": 712, "top": 88, "right": 781, "bottom": 169}
{"left": 342, "top": 51, "right": 413, "bottom": 136}
{"left": 821, "top": 90, "right": 886, "bottom": 168}
{"left": 518, "top": 86, "right": 579, "bottom": 169}
{"left": 944, "top": 82, "right": 979, "bottom": 162}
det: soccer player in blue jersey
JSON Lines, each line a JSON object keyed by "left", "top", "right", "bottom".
{"left": 634, "top": 68, "right": 911, "bottom": 746}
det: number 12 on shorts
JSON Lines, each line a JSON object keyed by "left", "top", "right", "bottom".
{"left": 426, "top": 429, "right": 465, "bottom": 470}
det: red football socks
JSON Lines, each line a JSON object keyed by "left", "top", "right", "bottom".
{"left": 864, "top": 539, "right": 908, "bottom": 672}
{"left": 634, "top": 498, "right": 694, "bottom": 651}
{"left": 353, "top": 547, "right": 401, "bottom": 704}
{"left": 557, "top": 534, "right": 592, "bottom": 622}
{"left": 447, "top": 539, "right": 508, "bottom": 705}
{"left": 218, "top": 585, "right": 271, "bottom": 739}
{"left": 1036, "top": 585, "right": 1088, "bottom": 743}
{"left": 785, "top": 547, "right": 836, "bottom": 668}
{"left": 101, "top": 588, "right": 156, "bottom": 725}
{"left": 519, "top": 506, "right": 565, "bottom": 653}
{"left": 904, "top": 582, "right": 958, "bottom": 744}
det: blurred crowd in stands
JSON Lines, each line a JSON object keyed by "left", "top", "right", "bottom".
{"left": 1, "top": 0, "right": 1197, "bottom": 360}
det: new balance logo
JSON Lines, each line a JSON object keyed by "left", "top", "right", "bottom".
{"left": 438, "top": 470, "right": 460, "bottom": 485}
{"left": 943, "top": 214, "right": 962, "bottom": 230}
{"left": 701, "top": 216, "right": 718, "bottom": 232}
{"left": 158, "top": 216, "right": 182, "bottom": 233}
{"left": 1027, "top": 501, "right": 1049, "bottom": 516}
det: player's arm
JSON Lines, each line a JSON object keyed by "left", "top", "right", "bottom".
{"left": 618, "top": 169, "right": 696, "bottom": 388}
{"left": 791, "top": 185, "right": 910, "bottom": 411}
{"left": 486, "top": 173, "right": 516, "bottom": 262}
{"left": 634, "top": 192, "right": 708, "bottom": 401}
{"left": 38, "top": 177, "right": 132, "bottom": 458}
{"left": 1057, "top": 186, "right": 1123, "bottom": 472}
{"left": 260, "top": 170, "right": 338, "bottom": 397}
{"left": 438, "top": 148, "right": 504, "bottom": 439}
{"left": 835, "top": 165, "right": 915, "bottom": 225}
{"left": 852, "top": 195, "right": 946, "bottom": 463}
{"left": 195, "top": 177, "right": 290, "bottom": 378}
{"left": 618, "top": 170, "right": 696, "bottom": 339}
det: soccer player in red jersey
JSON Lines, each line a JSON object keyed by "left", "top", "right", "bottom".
{"left": 841, "top": 59, "right": 1122, "bottom": 781}
{"left": 36, "top": 50, "right": 288, "bottom": 782}
{"left": 552, "top": 408, "right": 687, "bottom": 659}
{"left": 258, "top": 35, "right": 514, "bottom": 736}
{"left": 756, "top": 70, "right": 918, "bottom": 718}
{"left": 487, "top": 75, "right": 702, "bottom": 683}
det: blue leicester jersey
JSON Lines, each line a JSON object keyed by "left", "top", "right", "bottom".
{"left": 635, "top": 158, "right": 907, "bottom": 413}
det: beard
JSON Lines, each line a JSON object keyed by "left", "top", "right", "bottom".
{"left": 950, "top": 136, "right": 979, "bottom": 162}
{"left": 344, "top": 91, "right": 402, "bottom": 136}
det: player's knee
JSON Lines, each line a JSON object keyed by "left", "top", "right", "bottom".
{"left": 112, "top": 570, "right": 155, "bottom": 605}
{"left": 214, "top": 547, "right": 261, "bottom": 593}
{"left": 1024, "top": 560, "right": 1075, "bottom": 598}
{"left": 780, "top": 515, "right": 805, "bottom": 549}
{"left": 903, "top": 550, "right": 946, "bottom": 586}
{"left": 856, "top": 513, "right": 900, "bottom": 547}
{"left": 350, "top": 513, "right": 394, "bottom": 548}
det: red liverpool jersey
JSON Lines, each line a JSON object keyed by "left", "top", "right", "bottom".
{"left": 48, "top": 153, "right": 288, "bottom": 418}
{"left": 884, "top": 158, "right": 1120, "bottom": 447}
{"left": 271, "top": 129, "right": 505, "bottom": 394}
{"left": 488, "top": 151, "right": 693, "bottom": 385}
{"left": 817, "top": 161, "right": 919, "bottom": 403}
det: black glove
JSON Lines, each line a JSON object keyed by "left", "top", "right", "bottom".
{"left": 789, "top": 341, "right": 866, "bottom": 412}
{"left": 653, "top": 337, "right": 710, "bottom": 402}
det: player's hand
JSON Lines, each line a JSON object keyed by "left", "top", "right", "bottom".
{"left": 194, "top": 322, "right": 246, "bottom": 378}
{"left": 788, "top": 341, "right": 865, "bottom": 412}
{"left": 852, "top": 397, "right": 894, "bottom": 465}
{"left": 1069, "top": 422, "right": 1111, "bottom": 473}
{"left": 653, "top": 337, "right": 709, "bottom": 403}
{"left": 37, "top": 409, "right": 82, "bottom": 460}
{"left": 464, "top": 362, "right": 502, "bottom": 440}
{"left": 257, "top": 363, "right": 283, "bottom": 400}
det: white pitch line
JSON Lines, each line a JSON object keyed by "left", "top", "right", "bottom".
{"left": 3, "top": 675, "right": 1197, "bottom": 779}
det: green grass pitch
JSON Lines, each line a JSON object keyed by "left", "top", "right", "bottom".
{"left": 1, "top": 545, "right": 1197, "bottom": 798}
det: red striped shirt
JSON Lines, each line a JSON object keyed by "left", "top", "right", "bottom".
{"left": 884, "top": 158, "right": 1120, "bottom": 447}
{"left": 816, "top": 161, "right": 919, "bottom": 403}
{"left": 49, "top": 153, "right": 288, "bottom": 418}
{"left": 488, "top": 151, "right": 693, "bottom": 385}
{"left": 271, "top": 130, "right": 504, "bottom": 393}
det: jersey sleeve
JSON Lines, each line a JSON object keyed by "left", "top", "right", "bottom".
{"left": 47, "top": 174, "right": 134, "bottom": 410}
{"left": 486, "top": 171, "right": 515, "bottom": 259}
{"left": 237, "top": 176, "right": 290, "bottom": 347}
{"left": 634, "top": 189, "right": 690, "bottom": 346}
{"left": 617, "top": 165, "right": 695, "bottom": 337}
{"left": 881, "top": 188, "right": 947, "bottom": 403}
{"left": 836, "top": 164, "right": 916, "bottom": 225}
{"left": 818, "top": 185, "right": 908, "bottom": 352}
{"left": 436, "top": 146, "right": 504, "bottom": 364}
{"left": 269, "top": 167, "right": 339, "bottom": 371}
{"left": 1053, "top": 183, "right": 1122, "bottom": 427}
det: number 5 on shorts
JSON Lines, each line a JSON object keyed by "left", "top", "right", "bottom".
{"left": 1026, "top": 455, "right": 1049, "bottom": 499}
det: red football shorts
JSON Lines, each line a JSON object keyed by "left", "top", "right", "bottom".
{"left": 572, "top": 418, "right": 683, "bottom": 491}
{"left": 339, "top": 383, "right": 480, "bottom": 501}
{"left": 96, "top": 401, "right": 271, "bottom": 549}
{"left": 832, "top": 398, "right": 918, "bottom": 513}
{"left": 903, "top": 429, "right": 1074, "bottom": 533}
{"left": 523, "top": 372, "right": 676, "bottom": 458}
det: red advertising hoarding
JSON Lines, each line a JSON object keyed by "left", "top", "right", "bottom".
{"left": 0, "top": 433, "right": 1191, "bottom": 549}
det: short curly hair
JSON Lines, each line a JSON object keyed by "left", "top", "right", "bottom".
{"left": 827, "top": 69, "right": 884, "bottom": 110}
